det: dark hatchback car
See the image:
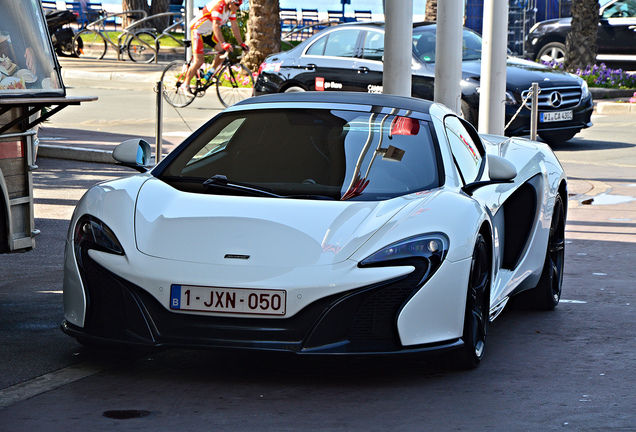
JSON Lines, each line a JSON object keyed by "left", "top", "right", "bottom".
{"left": 254, "top": 21, "right": 593, "bottom": 145}
{"left": 525, "top": 0, "right": 636, "bottom": 66}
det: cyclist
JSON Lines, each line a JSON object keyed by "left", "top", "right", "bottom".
{"left": 181, "top": 0, "right": 248, "bottom": 94}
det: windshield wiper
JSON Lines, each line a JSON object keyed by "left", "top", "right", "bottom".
{"left": 203, "top": 175, "right": 283, "bottom": 198}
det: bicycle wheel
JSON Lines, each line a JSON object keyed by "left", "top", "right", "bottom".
{"left": 160, "top": 60, "right": 196, "bottom": 108}
{"left": 73, "top": 29, "right": 107, "bottom": 60}
{"left": 127, "top": 31, "right": 157, "bottom": 63}
{"left": 215, "top": 63, "right": 254, "bottom": 108}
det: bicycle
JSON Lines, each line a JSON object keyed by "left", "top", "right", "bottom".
{"left": 72, "top": 10, "right": 150, "bottom": 61}
{"left": 160, "top": 44, "right": 254, "bottom": 108}
{"left": 123, "top": 11, "right": 186, "bottom": 63}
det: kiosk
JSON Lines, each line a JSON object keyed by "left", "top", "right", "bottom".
{"left": 0, "top": 0, "right": 95, "bottom": 253}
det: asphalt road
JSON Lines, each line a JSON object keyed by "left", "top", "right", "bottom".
{"left": 0, "top": 79, "right": 635, "bottom": 430}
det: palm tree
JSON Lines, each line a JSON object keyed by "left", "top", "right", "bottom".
{"left": 243, "top": 0, "right": 280, "bottom": 72}
{"left": 425, "top": 0, "right": 437, "bottom": 21}
{"left": 564, "top": 0, "right": 599, "bottom": 72}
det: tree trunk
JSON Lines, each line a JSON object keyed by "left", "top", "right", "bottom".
{"left": 425, "top": 0, "right": 437, "bottom": 21}
{"left": 122, "top": 0, "right": 170, "bottom": 32}
{"left": 150, "top": 0, "right": 170, "bottom": 33}
{"left": 243, "top": 0, "right": 280, "bottom": 72}
{"left": 565, "top": 0, "right": 599, "bottom": 72}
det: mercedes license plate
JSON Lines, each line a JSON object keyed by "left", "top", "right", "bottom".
{"left": 170, "top": 284, "right": 286, "bottom": 316}
{"left": 540, "top": 110, "right": 573, "bottom": 122}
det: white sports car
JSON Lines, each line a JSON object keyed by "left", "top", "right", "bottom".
{"left": 62, "top": 92, "right": 566, "bottom": 368}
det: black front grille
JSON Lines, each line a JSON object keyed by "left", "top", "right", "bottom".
{"left": 76, "top": 248, "right": 429, "bottom": 354}
{"left": 521, "top": 85, "right": 582, "bottom": 110}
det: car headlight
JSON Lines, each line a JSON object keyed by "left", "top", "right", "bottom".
{"left": 74, "top": 215, "right": 124, "bottom": 258}
{"left": 359, "top": 233, "right": 449, "bottom": 283}
{"left": 505, "top": 91, "right": 518, "bottom": 105}
{"left": 568, "top": 73, "right": 590, "bottom": 99}
{"left": 580, "top": 79, "right": 590, "bottom": 99}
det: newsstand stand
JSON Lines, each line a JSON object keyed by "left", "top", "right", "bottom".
{"left": 0, "top": 0, "right": 95, "bottom": 253}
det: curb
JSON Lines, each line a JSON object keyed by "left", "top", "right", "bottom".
{"left": 595, "top": 101, "right": 636, "bottom": 115}
{"left": 38, "top": 144, "right": 116, "bottom": 164}
{"left": 61, "top": 69, "right": 163, "bottom": 83}
{"left": 589, "top": 88, "right": 636, "bottom": 99}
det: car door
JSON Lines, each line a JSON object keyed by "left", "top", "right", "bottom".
{"left": 354, "top": 29, "right": 385, "bottom": 94}
{"left": 597, "top": 0, "right": 636, "bottom": 60}
{"left": 295, "top": 28, "right": 364, "bottom": 92}
{"left": 354, "top": 28, "right": 435, "bottom": 98}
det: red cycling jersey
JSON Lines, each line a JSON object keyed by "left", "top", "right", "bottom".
{"left": 190, "top": 0, "right": 237, "bottom": 54}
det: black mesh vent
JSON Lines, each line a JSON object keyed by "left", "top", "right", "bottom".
{"left": 348, "top": 280, "right": 418, "bottom": 343}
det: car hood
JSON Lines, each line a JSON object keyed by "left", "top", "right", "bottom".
{"left": 134, "top": 178, "right": 417, "bottom": 267}
{"left": 460, "top": 57, "right": 580, "bottom": 90}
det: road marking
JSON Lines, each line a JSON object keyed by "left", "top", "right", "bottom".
{"left": 0, "top": 359, "right": 125, "bottom": 409}
{"left": 560, "top": 299, "right": 587, "bottom": 304}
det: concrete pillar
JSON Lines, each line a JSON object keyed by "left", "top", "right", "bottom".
{"left": 383, "top": 0, "right": 413, "bottom": 97}
{"left": 434, "top": 0, "right": 463, "bottom": 114}
{"left": 478, "top": 0, "right": 508, "bottom": 135}
{"left": 185, "top": 0, "right": 194, "bottom": 59}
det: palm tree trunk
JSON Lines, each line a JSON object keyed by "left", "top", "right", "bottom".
{"left": 565, "top": 0, "right": 599, "bottom": 72}
{"left": 243, "top": 0, "right": 280, "bottom": 72}
{"left": 425, "top": 0, "right": 437, "bottom": 21}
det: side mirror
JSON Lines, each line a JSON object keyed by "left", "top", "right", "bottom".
{"left": 462, "top": 154, "right": 517, "bottom": 196}
{"left": 487, "top": 154, "right": 517, "bottom": 181}
{"left": 112, "top": 139, "right": 152, "bottom": 172}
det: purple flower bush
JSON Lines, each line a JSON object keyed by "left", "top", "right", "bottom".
{"left": 575, "top": 63, "right": 636, "bottom": 89}
{"left": 541, "top": 61, "right": 636, "bottom": 90}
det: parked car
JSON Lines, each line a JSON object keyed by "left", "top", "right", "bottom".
{"left": 254, "top": 21, "right": 593, "bottom": 145}
{"left": 525, "top": 0, "right": 636, "bottom": 66}
{"left": 62, "top": 92, "right": 567, "bottom": 368}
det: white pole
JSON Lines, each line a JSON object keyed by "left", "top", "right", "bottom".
{"left": 383, "top": 0, "right": 413, "bottom": 97}
{"left": 478, "top": 0, "right": 508, "bottom": 135}
{"left": 185, "top": 0, "right": 194, "bottom": 60}
{"left": 434, "top": 0, "right": 463, "bottom": 114}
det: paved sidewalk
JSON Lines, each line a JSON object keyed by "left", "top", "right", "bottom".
{"left": 38, "top": 57, "right": 636, "bottom": 164}
{"left": 58, "top": 56, "right": 173, "bottom": 83}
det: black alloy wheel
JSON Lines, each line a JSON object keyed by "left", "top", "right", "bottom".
{"left": 519, "top": 194, "right": 566, "bottom": 310}
{"left": 455, "top": 233, "right": 491, "bottom": 369}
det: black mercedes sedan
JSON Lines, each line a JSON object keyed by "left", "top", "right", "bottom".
{"left": 525, "top": 0, "right": 636, "bottom": 67}
{"left": 254, "top": 21, "right": 594, "bottom": 145}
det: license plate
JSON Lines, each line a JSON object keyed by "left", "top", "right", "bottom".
{"left": 170, "top": 285, "right": 286, "bottom": 316}
{"left": 540, "top": 110, "right": 573, "bottom": 122}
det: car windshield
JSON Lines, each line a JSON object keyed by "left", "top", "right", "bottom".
{"left": 413, "top": 28, "right": 483, "bottom": 63}
{"left": 157, "top": 108, "right": 441, "bottom": 201}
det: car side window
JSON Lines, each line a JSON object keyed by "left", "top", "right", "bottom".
{"left": 444, "top": 116, "right": 483, "bottom": 184}
{"left": 306, "top": 36, "right": 327, "bottom": 56}
{"left": 361, "top": 31, "right": 384, "bottom": 61}
{"left": 602, "top": 0, "right": 636, "bottom": 17}
{"left": 306, "top": 30, "right": 360, "bottom": 57}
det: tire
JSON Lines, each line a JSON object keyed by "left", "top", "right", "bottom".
{"left": 160, "top": 60, "right": 196, "bottom": 108}
{"left": 215, "top": 63, "right": 254, "bottom": 108}
{"left": 127, "top": 31, "right": 157, "bottom": 63}
{"left": 460, "top": 99, "right": 478, "bottom": 128}
{"left": 73, "top": 29, "right": 107, "bottom": 60}
{"left": 536, "top": 41, "right": 565, "bottom": 64}
{"left": 538, "top": 130, "right": 577, "bottom": 146}
{"left": 454, "top": 233, "right": 491, "bottom": 369}
{"left": 0, "top": 195, "right": 8, "bottom": 254}
{"left": 284, "top": 86, "right": 305, "bottom": 93}
{"left": 513, "top": 194, "right": 565, "bottom": 310}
